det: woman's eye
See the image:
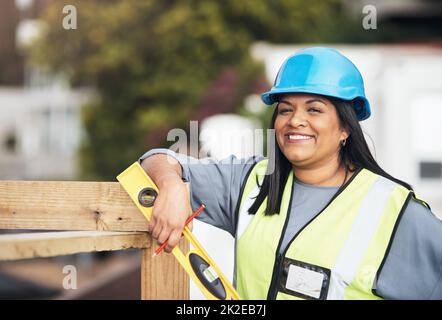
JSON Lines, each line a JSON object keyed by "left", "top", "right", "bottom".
{"left": 278, "top": 108, "right": 292, "bottom": 115}
{"left": 308, "top": 108, "right": 321, "bottom": 113}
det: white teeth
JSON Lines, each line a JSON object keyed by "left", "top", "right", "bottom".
{"left": 288, "top": 135, "right": 312, "bottom": 140}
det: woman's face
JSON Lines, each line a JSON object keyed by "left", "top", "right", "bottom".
{"left": 274, "top": 93, "right": 349, "bottom": 169}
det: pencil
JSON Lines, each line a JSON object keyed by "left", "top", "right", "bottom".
{"left": 152, "top": 203, "right": 205, "bottom": 257}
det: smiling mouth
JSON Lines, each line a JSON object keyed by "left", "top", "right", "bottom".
{"left": 285, "top": 134, "right": 314, "bottom": 142}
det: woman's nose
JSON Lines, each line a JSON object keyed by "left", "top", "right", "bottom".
{"left": 289, "top": 111, "right": 308, "bottom": 127}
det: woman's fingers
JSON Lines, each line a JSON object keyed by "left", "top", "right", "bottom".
{"left": 151, "top": 213, "right": 186, "bottom": 250}
{"left": 151, "top": 208, "right": 197, "bottom": 249}
{"left": 157, "top": 225, "right": 171, "bottom": 245}
{"left": 165, "top": 229, "right": 183, "bottom": 253}
{"left": 145, "top": 181, "right": 194, "bottom": 254}
{"left": 151, "top": 220, "right": 163, "bottom": 240}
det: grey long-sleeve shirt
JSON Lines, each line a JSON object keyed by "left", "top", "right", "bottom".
{"left": 140, "top": 148, "right": 442, "bottom": 299}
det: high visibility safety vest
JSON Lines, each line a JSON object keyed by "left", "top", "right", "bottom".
{"left": 235, "top": 160, "right": 421, "bottom": 300}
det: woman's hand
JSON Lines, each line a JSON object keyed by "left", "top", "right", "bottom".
{"left": 148, "top": 175, "right": 193, "bottom": 253}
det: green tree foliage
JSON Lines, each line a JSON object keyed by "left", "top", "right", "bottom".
{"left": 31, "top": 0, "right": 352, "bottom": 180}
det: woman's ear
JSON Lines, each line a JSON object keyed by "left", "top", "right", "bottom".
{"left": 340, "top": 127, "right": 350, "bottom": 141}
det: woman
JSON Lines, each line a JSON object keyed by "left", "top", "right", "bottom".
{"left": 140, "top": 47, "right": 442, "bottom": 300}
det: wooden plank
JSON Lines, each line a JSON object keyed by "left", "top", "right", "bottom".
{"left": 0, "top": 181, "right": 149, "bottom": 231}
{"left": 0, "top": 231, "right": 150, "bottom": 261}
{"left": 141, "top": 239, "right": 189, "bottom": 300}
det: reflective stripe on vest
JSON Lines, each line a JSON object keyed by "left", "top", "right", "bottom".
{"left": 235, "top": 160, "right": 411, "bottom": 300}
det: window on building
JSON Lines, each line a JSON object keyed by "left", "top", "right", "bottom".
{"left": 3, "top": 132, "right": 17, "bottom": 153}
{"left": 419, "top": 161, "right": 442, "bottom": 179}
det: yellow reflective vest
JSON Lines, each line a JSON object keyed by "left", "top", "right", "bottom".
{"left": 236, "top": 160, "right": 417, "bottom": 300}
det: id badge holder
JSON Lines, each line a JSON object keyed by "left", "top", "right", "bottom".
{"left": 278, "top": 257, "right": 331, "bottom": 300}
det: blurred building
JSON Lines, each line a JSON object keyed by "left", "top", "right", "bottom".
{"left": 0, "top": 86, "right": 89, "bottom": 179}
{"left": 0, "top": 0, "right": 89, "bottom": 180}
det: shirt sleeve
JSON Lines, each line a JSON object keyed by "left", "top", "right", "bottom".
{"left": 139, "top": 148, "right": 263, "bottom": 236}
{"left": 376, "top": 197, "right": 442, "bottom": 299}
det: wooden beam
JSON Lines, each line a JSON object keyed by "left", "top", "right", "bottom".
{"left": 0, "top": 181, "right": 149, "bottom": 231}
{"left": 141, "top": 239, "right": 189, "bottom": 300}
{"left": 0, "top": 231, "right": 150, "bottom": 261}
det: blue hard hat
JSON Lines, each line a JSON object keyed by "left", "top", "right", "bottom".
{"left": 261, "top": 47, "right": 371, "bottom": 121}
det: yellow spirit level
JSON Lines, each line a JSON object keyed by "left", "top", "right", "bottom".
{"left": 117, "top": 162, "right": 241, "bottom": 300}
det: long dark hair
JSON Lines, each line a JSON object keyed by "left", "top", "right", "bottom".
{"left": 248, "top": 96, "right": 414, "bottom": 216}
